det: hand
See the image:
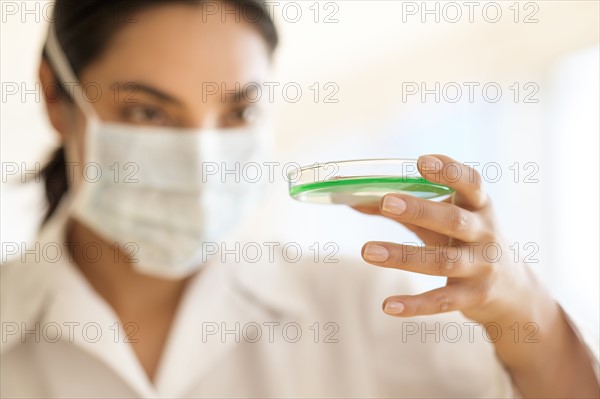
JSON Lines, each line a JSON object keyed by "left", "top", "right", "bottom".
{"left": 356, "top": 154, "right": 534, "bottom": 325}
{"left": 354, "top": 154, "right": 600, "bottom": 398}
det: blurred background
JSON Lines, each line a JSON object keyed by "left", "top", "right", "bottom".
{"left": 2, "top": 1, "right": 599, "bottom": 336}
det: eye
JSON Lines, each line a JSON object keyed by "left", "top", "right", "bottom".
{"left": 224, "top": 105, "right": 261, "bottom": 127}
{"left": 122, "top": 105, "right": 171, "bottom": 126}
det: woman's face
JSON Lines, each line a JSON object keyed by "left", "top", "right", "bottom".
{"left": 44, "top": 2, "right": 272, "bottom": 143}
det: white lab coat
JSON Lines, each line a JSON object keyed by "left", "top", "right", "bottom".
{"left": 1, "top": 197, "right": 598, "bottom": 398}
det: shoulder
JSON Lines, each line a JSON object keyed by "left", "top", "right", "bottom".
{"left": 1, "top": 258, "right": 53, "bottom": 313}
{"left": 1, "top": 259, "right": 55, "bottom": 354}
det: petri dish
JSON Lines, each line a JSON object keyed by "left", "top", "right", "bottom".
{"left": 288, "top": 159, "right": 454, "bottom": 206}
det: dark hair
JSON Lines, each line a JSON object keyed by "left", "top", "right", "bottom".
{"left": 40, "top": 0, "right": 278, "bottom": 223}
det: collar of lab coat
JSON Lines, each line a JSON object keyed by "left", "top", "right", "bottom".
{"left": 1, "top": 194, "right": 310, "bottom": 397}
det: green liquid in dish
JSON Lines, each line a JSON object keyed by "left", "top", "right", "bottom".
{"left": 290, "top": 176, "right": 454, "bottom": 205}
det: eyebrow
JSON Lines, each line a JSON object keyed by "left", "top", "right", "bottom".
{"left": 112, "top": 82, "right": 183, "bottom": 105}
{"left": 112, "top": 81, "right": 261, "bottom": 105}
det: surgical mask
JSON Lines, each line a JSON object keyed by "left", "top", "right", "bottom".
{"left": 44, "top": 23, "right": 272, "bottom": 278}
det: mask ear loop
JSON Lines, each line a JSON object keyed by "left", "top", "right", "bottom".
{"left": 44, "top": 22, "right": 101, "bottom": 211}
{"left": 44, "top": 22, "right": 100, "bottom": 124}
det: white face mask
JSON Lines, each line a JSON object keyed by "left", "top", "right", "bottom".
{"left": 45, "top": 23, "right": 271, "bottom": 279}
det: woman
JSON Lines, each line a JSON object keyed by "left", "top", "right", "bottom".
{"left": 1, "top": 0, "right": 598, "bottom": 397}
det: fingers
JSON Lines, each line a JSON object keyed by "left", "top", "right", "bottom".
{"left": 350, "top": 199, "right": 453, "bottom": 245}
{"left": 382, "top": 283, "right": 485, "bottom": 317}
{"left": 361, "top": 241, "right": 488, "bottom": 278}
{"left": 379, "top": 194, "right": 489, "bottom": 242}
{"left": 417, "top": 154, "right": 488, "bottom": 210}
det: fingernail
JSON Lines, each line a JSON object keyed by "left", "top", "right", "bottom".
{"left": 363, "top": 244, "right": 389, "bottom": 262}
{"left": 382, "top": 196, "right": 406, "bottom": 215}
{"left": 419, "top": 155, "right": 443, "bottom": 172}
{"left": 384, "top": 301, "right": 405, "bottom": 315}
